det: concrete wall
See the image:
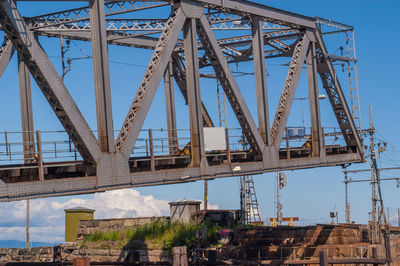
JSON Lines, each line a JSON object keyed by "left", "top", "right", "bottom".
{"left": 60, "top": 247, "right": 170, "bottom": 263}
{"left": 0, "top": 247, "right": 54, "bottom": 262}
{"left": 0, "top": 246, "right": 170, "bottom": 263}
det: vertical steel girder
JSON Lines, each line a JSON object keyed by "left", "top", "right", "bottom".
{"left": 184, "top": 18, "right": 205, "bottom": 166}
{"left": 90, "top": 0, "right": 115, "bottom": 153}
{"left": 171, "top": 53, "right": 214, "bottom": 127}
{"left": 271, "top": 34, "right": 310, "bottom": 149}
{"left": 197, "top": 16, "right": 265, "bottom": 157}
{"left": 251, "top": 16, "right": 271, "bottom": 146}
{"left": 0, "top": 0, "right": 101, "bottom": 164}
{"left": 314, "top": 30, "right": 362, "bottom": 154}
{"left": 163, "top": 61, "right": 178, "bottom": 155}
{"left": 306, "top": 40, "right": 323, "bottom": 157}
{"left": 0, "top": 38, "right": 14, "bottom": 78}
{"left": 115, "top": 8, "right": 186, "bottom": 158}
{"left": 18, "top": 55, "right": 35, "bottom": 163}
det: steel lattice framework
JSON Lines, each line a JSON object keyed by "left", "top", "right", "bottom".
{"left": 0, "top": 0, "right": 363, "bottom": 201}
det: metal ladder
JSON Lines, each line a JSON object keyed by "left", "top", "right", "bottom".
{"left": 345, "top": 31, "right": 362, "bottom": 131}
{"left": 240, "top": 175, "right": 262, "bottom": 225}
{"left": 315, "top": 18, "right": 362, "bottom": 131}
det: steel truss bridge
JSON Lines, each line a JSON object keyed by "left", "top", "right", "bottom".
{"left": 0, "top": 0, "right": 363, "bottom": 201}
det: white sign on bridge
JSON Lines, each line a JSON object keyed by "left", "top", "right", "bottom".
{"left": 204, "top": 127, "right": 226, "bottom": 151}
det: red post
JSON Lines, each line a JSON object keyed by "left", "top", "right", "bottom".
{"left": 319, "top": 250, "right": 328, "bottom": 266}
{"left": 149, "top": 129, "right": 155, "bottom": 171}
{"left": 36, "top": 130, "right": 44, "bottom": 181}
{"left": 73, "top": 258, "right": 90, "bottom": 266}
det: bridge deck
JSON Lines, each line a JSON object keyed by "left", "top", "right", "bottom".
{"left": 0, "top": 127, "right": 362, "bottom": 201}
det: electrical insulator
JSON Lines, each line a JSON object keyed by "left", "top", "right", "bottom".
{"left": 278, "top": 172, "right": 287, "bottom": 189}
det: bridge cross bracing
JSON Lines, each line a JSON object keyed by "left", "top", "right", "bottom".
{"left": 0, "top": 0, "right": 363, "bottom": 201}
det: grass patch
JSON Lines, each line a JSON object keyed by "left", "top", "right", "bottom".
{"left": 83, "top": 231, "right": 104, "bottom": 242}
{"left": 81, "top": 220, "right": 222, "bottom": 253}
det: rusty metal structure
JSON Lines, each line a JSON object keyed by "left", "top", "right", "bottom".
{"left": 0, "top": 0, "right": 363, "bottom": 202}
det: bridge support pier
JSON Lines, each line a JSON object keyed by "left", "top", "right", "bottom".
{"left": 96, "top": 153, "right": 130, "bottom": 188}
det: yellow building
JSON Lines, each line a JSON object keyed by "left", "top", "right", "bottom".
{"left": 64, "top": 207, "right": 95, "bottom": 242}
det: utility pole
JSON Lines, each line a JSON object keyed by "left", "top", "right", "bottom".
{"left": 204, "top": 179, "right": 208, "bottom": 211}
{"left": 26, "top": 199, "right": 30, "bottom": 249}
{"left": 344, "top": 169, "right": 399, "bottom": 225}
{"left": 344, "top": 171, "right": 351, "bottom": 224}
{"left": 60, "top": 35, "right": 71, "bottom": 80}
{"left": 277, "top": 177, "right": 282, "bottom": 225}
{"left": 398, "top": 208, "right": 400, "bottom": 227}
{"left": 369, "top": 105, "right": 378, "bottom": 243}
{"left": 276, "top": 172, "right": 286, "bottom": 225}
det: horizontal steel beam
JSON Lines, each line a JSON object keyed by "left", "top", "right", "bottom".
{"left": 0, "top": 152, "right": 361, "bottom": 202}
{"left": 29, "top": 1, "right": 169, "bottom": 29}
{"left": 19, "top": 0, "right": 317, "bottom": 28}
{"left": 196, "top": 0, "right": 316, "bottom": 28}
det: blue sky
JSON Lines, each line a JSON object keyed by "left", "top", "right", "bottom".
{"left": 0, "top": 0, "right": 400, "bottom": 243}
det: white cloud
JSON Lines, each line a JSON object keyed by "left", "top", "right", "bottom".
{"left": 0, "top": 189, "right": 170, "bottom": 243}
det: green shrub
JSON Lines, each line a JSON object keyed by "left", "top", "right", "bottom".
{"left": 82, "top": 219, "right": 222, "bottom": 254}
{"left": 103, "top": 231, "right": 120, "bottom": 241}
{"left": 82, "top": 231, "right": 104, "bottom": 243}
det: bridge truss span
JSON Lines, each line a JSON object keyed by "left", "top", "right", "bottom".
{"left": 0, "top": 0, "right": 363, "bottom": 201}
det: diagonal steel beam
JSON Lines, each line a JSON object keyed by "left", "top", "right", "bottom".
{"left": 0, "top": 0, "right": 101, "bottom": 164}
{"left": 314, "top": 30, "right": 362, "bottom": 154}
{"left": 271, "top": 34, "right": 310, "bottom": 149}
{"left": 197, "top": 15, "right": 265, "bottom": 157}
{"left": 0, "top": 37, "right": 14, "bottom": 78}
{"left": 115, "top": 8, "right": 186, "bottom": 158}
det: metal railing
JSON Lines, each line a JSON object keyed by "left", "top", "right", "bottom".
{"left": 0, "top": 127, "right": 350, "bottom": 166}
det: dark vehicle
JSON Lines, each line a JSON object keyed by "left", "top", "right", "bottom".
{"left": 191, "top": 210, "right": 238, "bottom": 227}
